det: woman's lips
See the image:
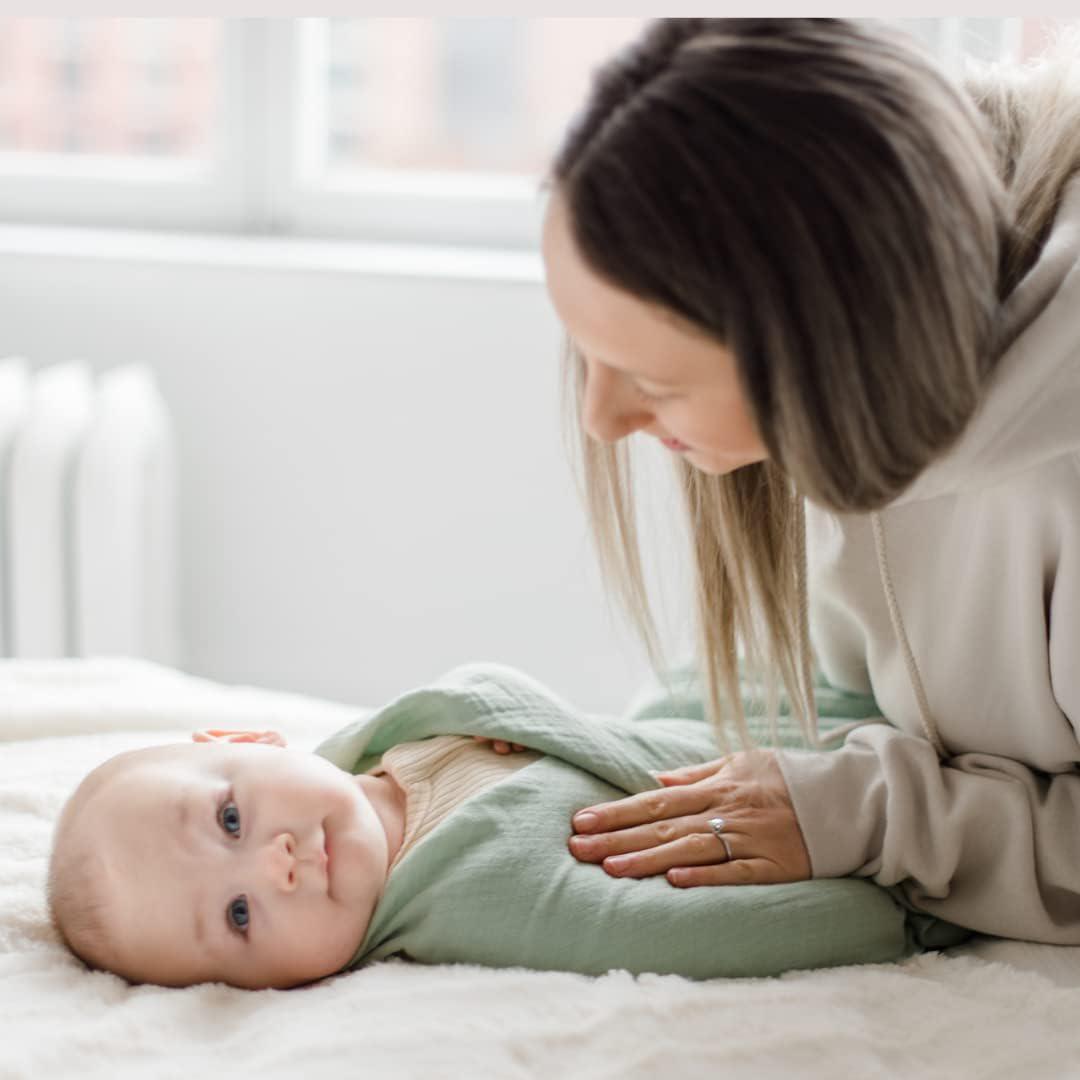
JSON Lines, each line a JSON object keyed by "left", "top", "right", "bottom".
{"left": 661, "top": 437, "right": 690, "bottom": 452}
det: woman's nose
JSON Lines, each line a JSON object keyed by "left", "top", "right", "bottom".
{"left": 582, "top": 362, "right": 651, "bottom": 444}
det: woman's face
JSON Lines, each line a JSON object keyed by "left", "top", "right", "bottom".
{"left": 541, "top": 192, "right": 768, "bottom": 475}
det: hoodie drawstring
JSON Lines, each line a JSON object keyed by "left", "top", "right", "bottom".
{"left": 794, "top": 495, "right": 817, "bottom": 742}
{"left": 797, "top": 496, "right": 891, "bottom": 748}
{"left": 870, "top": 510, "right": 947, "bottom": 759}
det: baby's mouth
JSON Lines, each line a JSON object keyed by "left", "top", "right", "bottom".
{"left": 322, "top": 829, "right": 332, "bottom": 895}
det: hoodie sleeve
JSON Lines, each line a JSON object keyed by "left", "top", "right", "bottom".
{"left": 775, "top": 725, "right": 1080, "bottom": 943}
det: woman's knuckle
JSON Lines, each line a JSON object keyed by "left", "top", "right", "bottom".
{"left": 644, "top": 792, "right": 667, "bottom": 817}
{"left": 689, "top": 833, "right": 711, "bottom": 856}
{"left": 656, "top": 821, "right": 677, "bottom": 843}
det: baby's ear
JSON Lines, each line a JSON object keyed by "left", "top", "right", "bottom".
{"left": 191, "top": 729, "right": 288, "bottom": 748}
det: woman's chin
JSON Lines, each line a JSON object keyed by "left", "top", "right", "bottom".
{"left": 690, "top": 449, "right": 769, "bottom": 476}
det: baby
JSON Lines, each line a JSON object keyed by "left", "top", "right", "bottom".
{"left": 47, "top": 727, "right": 419, "bottom": 990}
{"left": 47, "top": 663, "right": 963, "bottom": 990}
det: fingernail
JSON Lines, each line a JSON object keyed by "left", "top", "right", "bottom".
{"left": 574, "top": 812, "right": 598, "bottom": 831}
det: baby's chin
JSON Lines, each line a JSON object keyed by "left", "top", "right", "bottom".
{"left": 237, "top": 932, "right": 365, "bottom": 991}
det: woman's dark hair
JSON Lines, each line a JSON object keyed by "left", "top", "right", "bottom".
{"left": 546, "top": 18, "right": 1080, "bottom": 746}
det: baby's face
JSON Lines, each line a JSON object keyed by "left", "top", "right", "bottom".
{"left": 81, "top": 740, "right": 388, "bottom": 989}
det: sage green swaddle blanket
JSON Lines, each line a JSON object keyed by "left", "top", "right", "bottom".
{"left": 313, "top": 663, "right": 968, "bottom": 979}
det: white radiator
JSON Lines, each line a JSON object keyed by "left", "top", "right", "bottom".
{"left": 0, "top": 357, "right": 179, "bottom": 663}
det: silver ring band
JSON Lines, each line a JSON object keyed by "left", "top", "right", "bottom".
{"left": 707, "top": 816, "right": 734, "bottom": 862}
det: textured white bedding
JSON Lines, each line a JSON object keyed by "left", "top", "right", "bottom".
{"left": 3, "top": 658, "right": 1080, "bottom": 1080}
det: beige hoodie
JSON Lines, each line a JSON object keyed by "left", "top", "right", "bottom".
{"left": 775, "top": 172, "right": 1080, "bottom": 943}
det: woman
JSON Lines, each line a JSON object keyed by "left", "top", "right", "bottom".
{"left": 542, "top": 18, "right": 1080, "bottom": 941}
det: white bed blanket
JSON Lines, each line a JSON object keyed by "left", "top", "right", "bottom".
{"left": 3, "top": 658, "right": 1080, "bottom": 1080}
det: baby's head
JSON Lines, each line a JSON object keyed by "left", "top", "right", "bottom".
{"left": 47, "top": 735, "right": 392, "bottom": 990}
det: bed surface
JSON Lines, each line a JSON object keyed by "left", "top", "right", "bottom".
{"left": 4, "top": 658, "right": 1079, "bottom": 1080}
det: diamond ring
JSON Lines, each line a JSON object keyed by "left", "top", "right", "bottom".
{"left": 707, "top": 816, "right": 734, "bottom": 862}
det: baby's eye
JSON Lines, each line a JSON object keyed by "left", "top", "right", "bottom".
{"left": 228, "top": 895, "right": 250, "bottom": 935}
{"left": 219, "top": 799, "right": 241, "bottom": 837}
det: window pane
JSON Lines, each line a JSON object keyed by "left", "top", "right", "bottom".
{"left": 887, "top": 16, "right": 1079, "bottom": 73}
{"left": 317, "top": 17, "right": 1080, "bottom": 181}
{"left": 320, "top": 17, "right": 647, "bottom": 177}
{"left": 0, "top": 17, "right": 221, "bottom": 160}
{"left": 1016, "top": 17, "right": 1080, "bottom": 61}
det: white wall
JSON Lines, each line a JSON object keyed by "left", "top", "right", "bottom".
{"left": 0, "top": 229, "right": 689, "bottom": 713}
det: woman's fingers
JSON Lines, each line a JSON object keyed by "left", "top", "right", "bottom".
{"left": 572, "top": 779, "right": 725, "bottom": 834}
{"left": 655, "top": 757, "right": 728, "bottom": 785}
{"left": 569, "top": 812, "right": 722, "bottom": 862}
{"left": 569, "top": 750, "right": 810, "bottom": 886}
{"left": 667, "top": 858, "right": 784, "bottom": 887}
{"left": 599, "top": 828, "right": 742, "bottom": 878}
{"left": 584, "top": 828, "right": 798, "bottom": 886}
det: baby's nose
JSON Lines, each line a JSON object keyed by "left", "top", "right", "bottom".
{"left": 266, "top": 832, "right": 298, "bottom": 893}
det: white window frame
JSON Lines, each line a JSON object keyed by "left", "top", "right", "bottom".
{"left": 0, "top": 17, "right": 1036, "bottom": 248}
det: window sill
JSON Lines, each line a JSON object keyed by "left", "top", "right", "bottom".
{"left": 0, "top": 222, "right": 544, "bottom": 285}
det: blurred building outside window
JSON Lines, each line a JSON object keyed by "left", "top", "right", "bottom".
{"left": 0, "top": 17, "right": 218, "bottom": 163}
{"left": 0, "top": 17, "right": 1075, "bottom": 245}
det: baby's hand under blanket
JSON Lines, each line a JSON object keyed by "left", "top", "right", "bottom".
{"left": 472, "top": 735, "right": 527, "bottom": 754}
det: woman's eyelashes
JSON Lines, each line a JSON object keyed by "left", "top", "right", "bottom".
{"left": 217, "top": 796, "right": 250, "bottom": 937}
{"left": 633, "top": 383, "right": 673, "bottom": 404}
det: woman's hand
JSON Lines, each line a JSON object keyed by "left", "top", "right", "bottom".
{"left": 568, "top": 750, "right": 810, "bottom": 887}
{"left": 192, "top": 728, "right": 287, "bottom": 747}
